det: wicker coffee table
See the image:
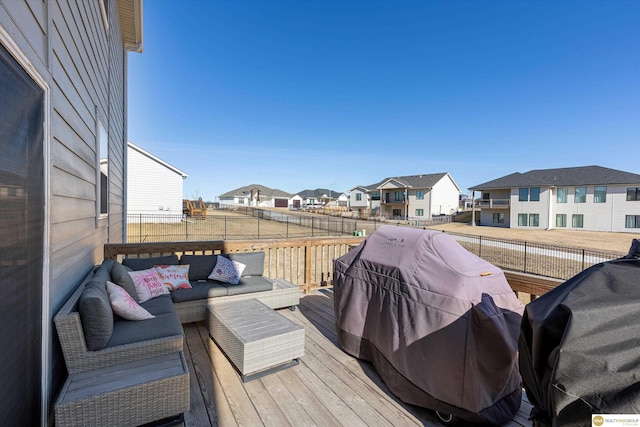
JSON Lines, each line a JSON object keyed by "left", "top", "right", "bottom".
{"left": 208, "top": 298, "right": 305, "bottom": 382}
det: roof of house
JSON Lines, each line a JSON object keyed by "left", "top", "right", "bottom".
{"left": 127, "top": 142, "right": 187, "bottom": 178}
{"left": 219, "top": 184, "right": 292, "bottom": 199}
{"left": 470, "top": 165, "right": 640, "bottom": 190}
{"left": 296, "top": 188, "right": 344, "bottom": 198}
{"left": 353, "top": 173, "right": 457, "bottom": 192}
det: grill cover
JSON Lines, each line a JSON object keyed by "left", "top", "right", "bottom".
{"left": 333, "top": 226, "right": 524, "bottom": 424}
{"left": 519, "top": 239, "right": 640, "bottom": 426}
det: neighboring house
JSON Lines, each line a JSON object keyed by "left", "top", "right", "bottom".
{"left": 219, "top": 184, "right": 292, "bottom": 208}
{"left": 470, "top": 165, "right": 640, "bottom": 233}
{"left": 0, "top": 1, "right": 143, "bottom": 424}
{"left": 295, "top": 188, "right": 347, "bottom": 208}
{"left": 351, "top": 173, "right": 460, "bottom": 220}
{"left": 127, "top": 142, "right": 188, "bottom": 222}
{"left": 349, "top": 181, "right": 384, "bottom": 216}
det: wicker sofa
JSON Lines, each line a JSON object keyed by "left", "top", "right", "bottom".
{"left": 54, "top": 251, "right": 300, "bottom": 374}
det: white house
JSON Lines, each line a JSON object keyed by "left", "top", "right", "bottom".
{"left": 351, "top": 173, "right": 460, "bottom": 220}
{"left": 470, "top": 165, "right": 640, "bottom": 233}
{"left": 0, "top": 0, "right": 143, "bottom": 424}
{"left": 295, "top": 188, "right": 347, "bottom": 208}
{"left": 219, "top": 184, "right": 292, "bottom": 208}
{"left": 127, "top": 142, "right": 187, "bottom": 222}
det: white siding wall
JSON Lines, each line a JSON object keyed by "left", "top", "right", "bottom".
{"left": 127, "top": 147, "right": 184, "bottom": 221}
{"left": 1, "top": 0, "right": 131, "bottom": 420}
{"left": 430, "top": 176, "right": 460, "bottom": 216}
{"left": 509, "top": 187, "right": 551, "bottom": 230}
{"left": 349, "top": 189, "right": 368, "bottom": 208}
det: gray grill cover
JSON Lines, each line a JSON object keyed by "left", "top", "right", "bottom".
{"left": 333, "top": 226, "right": 524, "bottom": 424}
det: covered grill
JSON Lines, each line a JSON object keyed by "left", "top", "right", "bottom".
{"left": 519, "top": 240, "right": 640, "bottom": 426}
{"left": 333, "top": 226, "right": 524, "bottom": 424}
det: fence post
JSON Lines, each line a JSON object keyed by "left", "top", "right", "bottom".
{"left": 582, "top": 249, "right": 585, "bottom": 271}
{"left": 139, "top": 214, "right": 142, "bottom": 243}
{"left": 479, "top": 235, "right": 482, "bottom": 258}
{"left": 286, "top": 217, "right": 289, "bottom": 238}
{"left": 257, "top": 216, "right": 260, "bottom": 239}
{"left": 524, "top": 242, "right": 528, "bottom": 273}
{"left": 311, "top": 218, "right": 314, "bottom": 237}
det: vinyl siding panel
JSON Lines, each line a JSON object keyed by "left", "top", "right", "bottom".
{"left": 430, "top": 176, "right": 459, "bottom": 216}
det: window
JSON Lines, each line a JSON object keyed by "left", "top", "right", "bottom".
{"left": 626, "top": 215, "right": 640, "bottom": 228}
{"left": 575, "top": 187, "right": 586, "bottom": 203}
{"left": 97, "top": 119, "right": 108, "bottom": 216}
{"left": 482, "top": 192, "right": 490, "bottom": 200}
{"left": 355, "top": 193, "right": 362, "bottom": 201}
{"left": 557, "top": 187, "right": 567, "bottom": 203}
{"left": 493, "top": 213, "right": 505, "bottom": 224}
{"left": 415, "top": 209, "right": 424, "bottom": 216}
{"left": 519, "top": 188, "right": 529, "bottom": 202}
{"left": 627, "top": 187, "right": 640, "bottom": 201}
{"left": 416, "top": 190, "right": 425, "bottom": 200}
{"left": 530, "top": 187, "right": 540, "bottom": 201}
{"left": 529, "top": 214, "right": 539, "bottom": 227}
{"left": 394, "top": 191, "right": 404, "bottom": 202}
{"left": 371, "top": 191, "right": 380, "bottom": 201}
{"left": 572, "top": 214, "right": 584, "bottom": 228}
{"left": 238, "top": 198, "right": 245, "bottom": 204}
{"left": 392, "top": 209, "right": 401, "bottom": 217}
{"left": 518, "top": 214, "right": 528, "bottom": 226}
{"left": 594, "top": 186, "right": 607, "bottom": 203}
{"left": 556, "top": 214, "right": 567, "bottom": 227}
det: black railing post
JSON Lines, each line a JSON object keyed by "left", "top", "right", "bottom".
{"left": 524, "top": 242, "right": 528, "bottom": 273}
{"left": 582, "top": 249, "right": 585, "bottom": 271}
{"left": 478, "top": 235, "right": 482, "bottom": 258}
{"left": 312, "top": 217, "right": 314, "bottom": 237}
{"left": 139, "top": 214, "right": 142, "bottom": 243}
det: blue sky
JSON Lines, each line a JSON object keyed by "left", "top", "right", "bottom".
{"left": 128, "top": 0, "right": 640, "bottom": 202}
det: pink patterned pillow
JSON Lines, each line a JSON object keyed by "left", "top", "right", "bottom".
{"left": 208, "top": 256, "right": 246, "bottom": 285}
{"left": 106, "top": 281, "right": 154, "bottom": 321}
{"left": 155, "top": 265, "right": 191, "bottom": 290}
{"left": 128, "top": 268, "right": 170, "bottom": 302}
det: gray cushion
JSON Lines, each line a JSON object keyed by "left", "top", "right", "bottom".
{"left": 93, "top": 259, "right": 114, "bottom": 283}
{"left": 108, "top": 312, "right": 183, "bottom": 347}
{"left": 179, "top": 254, "right": 217, "bottom": 280}
{"left": 226, "top": 276, "right": 274, "bottom": 296}
{"left": 78, "top": 280, "right": 113, "bottom": 351}
{"left": 110, "top": 261, "right": 138, "bottom": 301}
{"left": 227, "top": 252, "right": 265, "bottom": 277}
{"left": 139, "top": 294, "right": 175, "bottom": 316}
{"left": 171, "top": 281, "right": 228, "bottom": 303}
{"left": 122, "top": 255, "right": 179, "bottom": 271}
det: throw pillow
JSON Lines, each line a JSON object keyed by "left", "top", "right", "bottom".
{"left": 128, "top": 268, "right": 170, "bottom": 303}
{"left": 110, "top": 261, "right": 139, "bottom": 301}
{"left": 78, "top": 280, "right": 113, "bottom": 351}
{"left": 155, "top": 265, "right": 192, "bottom": 290}
{"left": 106, "top": 281, "right": 155, "bottom": 321}
{"left": 208, "top": 256, "right": 246, "bottom": 285}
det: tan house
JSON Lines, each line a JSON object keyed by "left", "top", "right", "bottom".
{"left": 0, "top": 1, "right": 142, "bottom": 424}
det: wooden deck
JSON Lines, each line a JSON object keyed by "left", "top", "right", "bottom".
{"left": 181, "top": 289, "right": 534, "bottom": 427}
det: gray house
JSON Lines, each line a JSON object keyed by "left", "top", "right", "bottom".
{"left": 470, "top": 165, "right": 640, "bottom": 233}
{"left": 219, "top": 184, "right": 292, "bottom": 208}
{"left": 0, "top": 1, "right": 142, "bottom": 424}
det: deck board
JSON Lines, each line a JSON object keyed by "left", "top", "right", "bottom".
{"left": 181, "top": 289, "right": 533, "bottom": 426}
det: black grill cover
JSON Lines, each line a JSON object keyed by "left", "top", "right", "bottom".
{"left": 333, "top": 226, "right": 524, "bottom": 424}
{"left": 519, "top": 239, "right": 640, "bottom": 426}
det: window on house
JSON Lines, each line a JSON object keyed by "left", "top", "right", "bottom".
{"left": 557, "top": 187, "right": 567, "bottom": 203}
{"left": 416, "top": 190, "right": 425, "bottom": 200}
{"left": 626, "top": 215, "right": 640, "bottom": 228}
{"left": 415, "top": 209, "right": 424, "bottom": 216}
{"left": 627, "top": 187, "right": 640, "bottom": 201}
{"left": 575, "top": 187, "right": 586, "bottom": 203}
{"left": 394, "top": 191, "right": 404, "bottom": 202}
{"left": 529, "top": 214, "right": 539, "bottom": 227}
{"left": 238, "top": 198, "right": 245, "bottom": 204}
{"left": 572, "top": 214, "right": 584, "bottom": 228}
{"left": 530, "top": 187, "right": 540, "bottom": 201}
{"left": 97, "top": 119, "right": 108, "bottom": 216}
{"left": 493, "top": 213, "right": 504, "bottom": 224}
{"left": 355, "top": 193, "right": 362, "bottom": 201}
{"left": 518, "top": 214, "right": 528, "bottom": 226}
{"left": 392, "top": 209, "right": 401, "bottom": 217}
{"left": 594, "top": 186, "right": 607, "bottom": 203}
{"left": 371, "top": 191, "right": 380, "bottom": 201}
{"left": 519, "top": 188, "right": 529, "bottom": 202}
{"left": 556, "top": 214, "right": 567, "bottom": 227}
{"left": 482, "top": 192, "right": 490, "bottom": 200}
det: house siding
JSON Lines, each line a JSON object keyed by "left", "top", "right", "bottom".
{"left": 1, "top": 0, "right": 132, "bottom": 421}
{"left": 510, "top": 187, "right": 551, "bottom": 230}
{"left": 127, "top": 145, "right": 185, "bottom": 221}
{"left": 430, "top": 175, "right": 459, "bottom": 216}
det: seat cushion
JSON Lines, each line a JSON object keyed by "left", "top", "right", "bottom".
{"left": 108, "top": 312, "right": 183, "bottom": 348}
{"left": 79, "top": 280, "right": 114, "bottom": 351}
{"left": 180, "top": 254, "right": 217, "bottom": 281}
{"left": 139, "top": 294, "right": 176, "bottom": 316}
{"left": 171, "top": 281, "right": 228, "bottom": 303}
{"left": 227, "top": 252, "right": 265, "bottom": 277}
{"left": 122, "top": 255, "right": 179, "bottom": 271}
{"left": 226, "top": 276, "right": 274, "bottom": 296}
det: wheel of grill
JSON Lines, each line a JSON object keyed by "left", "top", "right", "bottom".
{"left": 435, "top": 410, "right": 456, "bottom": 424}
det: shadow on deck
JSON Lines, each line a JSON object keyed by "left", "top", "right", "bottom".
{"left": 181, "top": 289, "right": 533, "bottom": 426}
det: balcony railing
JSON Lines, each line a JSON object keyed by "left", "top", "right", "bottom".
{"left": 475, "top": 198, "right": 510, "bottom": 209}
